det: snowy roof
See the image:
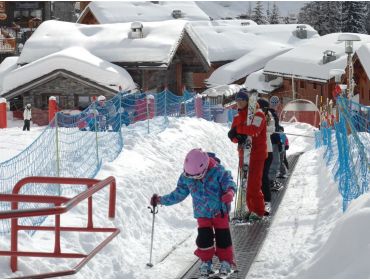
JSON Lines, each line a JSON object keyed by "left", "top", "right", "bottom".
{"left": 264, "top": 33, "right": 370, "bottom": 82}
{"left": 18, "top": 20, "right": 209, "bottom": 67}
{"left": 355, "top": 43, "right": 370, "bottom": 79}
{"left": 0, "top": 56, "right": 18, "bottom": 93}
{"left": 200, "top": 84, "right": 242, "bottom": 98}
{"left": 190, "top": 23, "right": 319, "bottom": 62}
{"left": 244, "top": 69, "right": 283, "bottom": 93}
{"left": 1, "top": 47, "right": 136, "bottom": 96}
{"left": 77, "top": 1, "right": 210, "bottom": 23}
{"left": 206, "top": 47, "right": 289, "bottom": 86}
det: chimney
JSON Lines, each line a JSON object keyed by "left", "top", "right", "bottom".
{"left": 323, "top": 50, "right": 336, "bottom": 64}
{"left": 295, "top": 25, "right": 307, "bottom": 39}
{"left": 172, "top": 10, "right": 182, "bottom": 19}
{"left": 130, "top": 22, "right": 143, "bottom": 39}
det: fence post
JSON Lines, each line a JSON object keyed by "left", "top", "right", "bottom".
{"left": 146, "top": 94, "right": 154, "bottom": 134}
{"left": 0, "top": 98, "right": 7, "bottom": 129}
{"left": 93, "top": 103, "right": 99, "bottom": 165}
{"left": 49, "top": 96, "right": 58, "bottom": 123}
{"left": 195, "top": 94, "right": 203, "bottom": 118}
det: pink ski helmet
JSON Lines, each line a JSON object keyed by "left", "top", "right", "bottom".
{"left": 183, "top": 148, "right": 210, "bottom": 179}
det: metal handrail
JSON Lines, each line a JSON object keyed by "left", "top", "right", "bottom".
{"left": 0, "top": 176, "right": 120, "bottom": 278}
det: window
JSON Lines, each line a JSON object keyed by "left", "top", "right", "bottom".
{"left": 300, "top": 80, "right": 305, "bottom": 89}
{"left": 313, "top": 83, "right": 317, "bottom": 90}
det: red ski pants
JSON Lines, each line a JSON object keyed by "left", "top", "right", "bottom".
{"left": 194, "top": 214, "right": 234, "bottom": 264}
{"left": 246, "top": 158, "right": 265, "bottom": 217}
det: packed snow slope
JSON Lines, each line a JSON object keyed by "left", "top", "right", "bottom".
{"left": 1, "top": 118, "right": 370, "bottom": 278}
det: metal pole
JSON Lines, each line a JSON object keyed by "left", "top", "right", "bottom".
{"left": 147, "top": 204, "right": 158, "bottom": 267}
{"left": 94, "top": 103, "right": 99, "bottom": 164}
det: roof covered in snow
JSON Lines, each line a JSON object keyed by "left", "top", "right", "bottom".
{"left": 206, "top": 47, "right": 289, "bottom": 86}
{"left": 1, "top": 47, "right": 136, "bottom": 97}
{"left": 244, "top": 69, "right": 283, "bottom": 93}
{"left": 355, "top": 43, "right": 370, "bottom": 79}
{"left": 190, "top": 23, "right": 319, "bottom": 63}
{"left": 18, "top": 20, "right": 209, "bottom": 67}
{"left": 0, "top": 56, "right": 18, "bottom": 93}
{"left": 264, "top": 33, "right": 370, "bottom": 82}
{"left": 77, "top": 1, "right": 211, "bottom": 23}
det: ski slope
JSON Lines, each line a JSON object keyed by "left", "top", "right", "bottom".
{"left": 1, "top": 117, "right": 370, "bottom": 278}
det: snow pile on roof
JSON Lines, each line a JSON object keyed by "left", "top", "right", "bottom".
{"left": 200, "top": 84, "right": 242, "bottom": 98}
{"left": 206, "top": 47, "right": 289, "bottom": 86}
{"left": 18, "top": 20, "right": 205, "bottom": 66}
{"left": 264, "top": 33, "right": 370, "bottom": 81}
{"left": 244, "top": 69, "right": 283, "bottom": 93}
{"left": 356, "top": 43, "right": 370, "bottom": 79}
{"left": 190, "top": 24, "right": 319, "bottom": 62}
{"left": 79, "top": 1, "right": 210, "bottom": 23}
{"left": 2, "top": 47, "right": 136, "bottom": 95}
{"left": 0, "top": 56, "right": 18, "bottom": 93}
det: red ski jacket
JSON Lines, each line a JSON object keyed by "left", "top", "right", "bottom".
{"left": 230, "top": 108, "right": 267, "bottom": 162}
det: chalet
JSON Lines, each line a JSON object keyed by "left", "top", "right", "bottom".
{"left": 350, "top": 44, "right": 370, "bottom": 106}
{"left": 77, "top": 1, "right": 210, "bottom": 24}
{"left": 262, "top": 33, "right": 370, "bottom": 108}
{"left": 0, "top": 47, "right": 136, "bottom": 125}
{"left": 194, "top": 23, "right": 318, "bottom": 89}
{"left": 0, "top": 1, "right": 51, "bottom": 60}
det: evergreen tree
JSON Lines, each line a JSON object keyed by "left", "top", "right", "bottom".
{"left": 366, "top": 2, "right": 370, "bottom": 34}
{"left": 342, "top": 1, "right": 367, "bottom": 34}
{"left": 298, "top": 1, "right": 341, "bottom": 35}
{"left": 266, "top": 2, "right": 271, "bottom": 23}
{"left": 318, "top": 2, "right": 341, "bottom": 35}
{"left": 248, "top": 2, "right": 252, "bottom": 18}
{"left": 251, "top": 1, "right": 267, "bottom": 24}
{"left": 269, "top": 2, "right": 280, "bottom": 24}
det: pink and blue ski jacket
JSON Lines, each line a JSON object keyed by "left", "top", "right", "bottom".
{"left": 160, "top": 161, "right": 237, "bottom": 219}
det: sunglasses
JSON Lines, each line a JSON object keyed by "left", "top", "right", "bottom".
{"left": 183, "top": 169, "right": 207, "bottom": 180}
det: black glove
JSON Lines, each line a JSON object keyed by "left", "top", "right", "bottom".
{"left": 235, "top": 134, "right": 247, "bottom": 145}
{"left": 227, "top": 127, "right": 237, "bottom": 140}
{"left": 285, "top": 145, "right": 289, "bottom": 151}
{"left": 150, "top": 194, "right": 161, "bottom": 207}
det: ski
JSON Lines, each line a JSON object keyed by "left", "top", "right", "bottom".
{"left": 208, "top": 269, "right": 236, "bottom": 279}
{"left": 233, "top": 91, "right": 259, "bottom": 221}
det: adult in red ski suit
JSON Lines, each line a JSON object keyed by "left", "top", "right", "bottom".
{"left": 228, "top": 89, "right": 267, "bottom": 218}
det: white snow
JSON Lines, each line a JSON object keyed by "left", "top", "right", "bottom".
{"left": 206, "top": 47, "right": 289, "bottom": 86}
{"left": 78, "top": 1, "right": 210, "bottom": 23}
{"left": 1, "top": 47, "right": 136, "bottom": 95}
{"left": 0, "top": 117, "right": 369, "bottom": 278}
{"left": 18, "top": 20, "right": 208, "bottom": 66}
{"left": 191, "top": 23, "right": 319, "bottom": 63}
{"left": 244, "top": 69, "right": 283, "bottom": 93}
{"left": 264, "top": 33, "right": 370, "bottom": 81}
{"left": 0, "top": 56, "right": 18, "bottom": 92}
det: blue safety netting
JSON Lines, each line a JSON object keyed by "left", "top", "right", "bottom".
{"left": 315, "top": 96, "right": 369, "bottom": 211}
{"left": 0, "top": 89, "right": 211, "bottom": 234}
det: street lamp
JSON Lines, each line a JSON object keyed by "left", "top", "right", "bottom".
{"left": 337, "top": 34, "right": 361, "bottom": 99}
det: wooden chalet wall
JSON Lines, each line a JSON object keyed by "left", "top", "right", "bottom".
{"left": 352, "top": 55, "right": 370, "bottom": 106}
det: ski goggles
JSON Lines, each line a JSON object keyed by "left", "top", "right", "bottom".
{"left": 183, "top": 169, "right": 207, "bottom": 180}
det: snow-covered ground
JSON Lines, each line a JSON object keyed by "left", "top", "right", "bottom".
{"left": 0, "top": 117, "right": 369, "bottom": 278}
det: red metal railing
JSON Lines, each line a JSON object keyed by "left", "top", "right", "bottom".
{"left": 0, "top": 176, "right": 120, "bottom": 278}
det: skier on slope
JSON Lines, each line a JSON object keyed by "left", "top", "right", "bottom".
{"left": 227, "top": 89, "right": 267, "bottom": 222}
{"left": 150, "top": 148, "right": 237, "bottom": 277}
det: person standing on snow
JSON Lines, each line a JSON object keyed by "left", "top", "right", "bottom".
{"left": 227, "top": 89, "right": 267, "bottom": 222}
{"left": 150, "top": 148, "right": 237, "bottom": 277}
{"left": 257, "top": 98, "right": 275, "bottom": 215}
{"left": 23, "top": 104, "right": 32, "bottom": 131}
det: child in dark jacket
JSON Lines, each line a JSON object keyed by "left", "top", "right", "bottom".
{"left": 150, "top": 149, "right": 237, "bottom": 276}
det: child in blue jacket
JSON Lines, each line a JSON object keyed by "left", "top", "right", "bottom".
{"left": 150, "top": 148, "right": 237, "bottom": 276}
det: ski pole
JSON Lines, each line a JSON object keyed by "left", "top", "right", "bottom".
{"left": 147, "top": 203, "right": 158, "bottom": 267}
